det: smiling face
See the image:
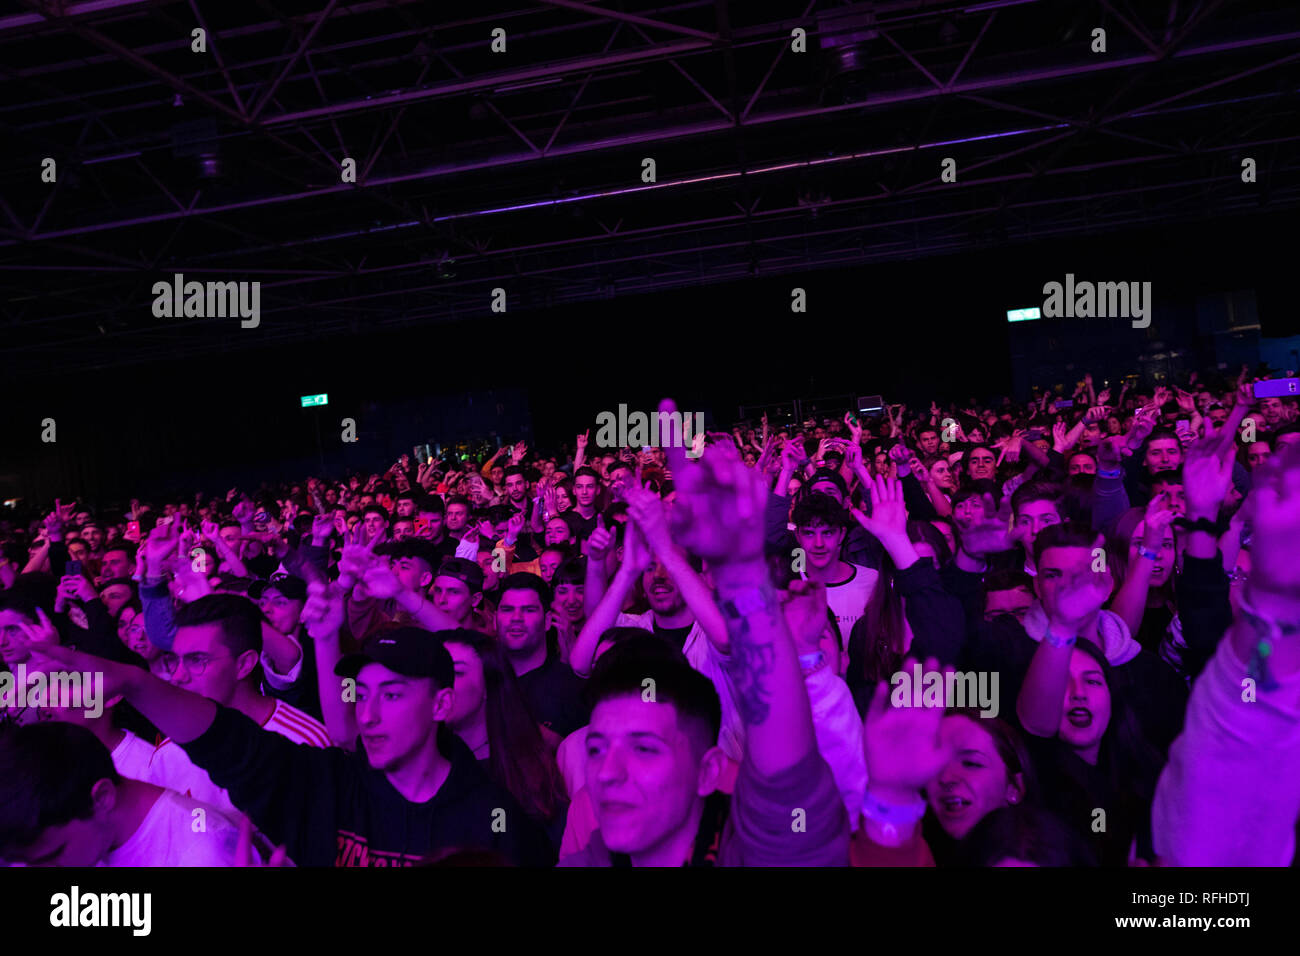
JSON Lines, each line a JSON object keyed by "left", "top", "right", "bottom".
{"left": 640, "top": 561, "right": 687, "bottom": 615}
{"left": 354, "top": 662, "right": 450, "bottom": 772}
{"left": 928, "top": 459, "right": 954, "bottom": 490}
{"left": 966, "top": 448, "right": 997, "bottom": 481}
{"left": 586, "top": 695, "right": 717, "bottom": 861}
{"left": 553, "top": 580, "right": 585, "bottom": 624}
{"left": 1057, "top": 649, "right": 1111, "bottom": 761}
{"left": 926, "top": 715, "right": 1022, "bottom": 839}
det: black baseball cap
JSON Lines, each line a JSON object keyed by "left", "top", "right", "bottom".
{"left": 249, "top": 573, "right": 307, "bottom": 603}
{"left": 436, "top": 557, "right": 485, "bottom": 593}
{"left": 334, "top": 626, "right": 455, "bottom": 688}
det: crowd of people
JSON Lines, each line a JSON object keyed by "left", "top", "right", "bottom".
{"left": 2, "top": 369, "right": 1299, "bottom": 867}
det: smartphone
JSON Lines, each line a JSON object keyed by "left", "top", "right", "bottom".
{"left": 66, "top": 559, "right": 83, "bottom": 578}
{"left": 1054, "top": 399, "right": 1075, "bottom": 410}
{"left": 1254, "top": 378, "right": 1299, "bottom": 398}
{"left": 413, "top": 515, "right": 430, "bottom": 537}
{"left": 126, "top": 520, "right": 141, "bottom": 541}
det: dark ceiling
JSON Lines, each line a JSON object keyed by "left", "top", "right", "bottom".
{"left": 2, "top": 0, "right": 1298, "bottom": 378}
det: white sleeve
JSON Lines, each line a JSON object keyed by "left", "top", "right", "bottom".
{"left": 260, "top": 641, "right": 304, "bottom": 689}
{"left": 803, "top": 667, "right": 867, "bottom": 830}
{"left": 455, "top": 537, "right": 478, "bottom": 560}
{"left": 1152, "top": 633, "right": 1300, "bottom": 865}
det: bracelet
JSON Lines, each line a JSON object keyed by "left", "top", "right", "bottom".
{"left": 798, "top": 651, "right": 825, "bottom": 676}
{"left": 861, "top": 790, "right": 928, "bottom": 841}
{"left": 1137, "top": 546, "right": 1160, "bottom": 561}
{"left": 1044, "top": 628, "right": 1077, "bottom": 648}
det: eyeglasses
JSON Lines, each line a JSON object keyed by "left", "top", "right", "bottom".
{"left": 159, "top": 651, "right": 232, "bottom": 677}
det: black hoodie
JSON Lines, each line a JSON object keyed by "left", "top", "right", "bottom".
{"left": 182, "top": 704, "right": 556, "bottom": 867}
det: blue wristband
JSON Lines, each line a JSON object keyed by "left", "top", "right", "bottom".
{"left": 1044, "top": 628, "right": 1077, "bottom": 648}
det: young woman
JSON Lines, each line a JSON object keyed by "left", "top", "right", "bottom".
{"left": 1016, "top": 638, "right": 1162, "bottom": 866}
{"left": 440, "top": 629, "right": 569, "bottom": 847}
{"left": 851, "top": 690, "right": 1035, "bottom": 866}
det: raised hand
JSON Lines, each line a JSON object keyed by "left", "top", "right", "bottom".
{"left": 781, "top": 437, "right": 805, "bottom": 472}
{"left": 585, "top": 515, "right": 615, "bottom": 562}
{"left": 662, "top": 401, "right": 766, "bottom": 567}
{"left": 1141, "top": 493, "right": 1176, "bottom": 550}
{"left": 1183, "top": 426, "right": 1236, "bottom": 520}
{"left": 849, "top": 475, "right": 909, "bottom": 547}
{"left": 1043, "top": 563, "right": 1112, "bottom": 634}
{"left": 576, "top": 430, "right": 589, "bottom": 451}
{"left": 621, "top": 519, "right": 653, "bottom": 576}
{"left": 863, "top": 658, "right": 957, "bottom": 799}
{"left": 1052, "top": 421, "right": 1070, "bottom": 453}
{"left": 504, "top": 511, "right": 525, "bottom": 545}
{"left": 510, "top": 442, "right": 528, "bottom": 465}
{"left": 624, "top": 483, "right": 671, "bottom": 555}
{"left": 301, "top": 580, "right": 346, "bottom": 641}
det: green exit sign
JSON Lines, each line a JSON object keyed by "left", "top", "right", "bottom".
{"left": 300, "top": 393, "right": 329, "bottom": 407}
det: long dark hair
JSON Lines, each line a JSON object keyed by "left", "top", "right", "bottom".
{"left": 440, "top": 631, "right": 568, "bottom": 823}
{"left": 1075, "top": 639, "right": 1161, "bottom": 812}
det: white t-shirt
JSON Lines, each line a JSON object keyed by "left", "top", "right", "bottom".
{"left": 104, "top": 790, "right": 247, "bottom": 866}
{"left": 825, "top": 564, "right": 879, "bottom": 649}
{"left": 112, "top": 700, "right": 329, "bottom": 818}
{"left": 616, "top": 611, "right": 744, "bottom": 762}
{"left": 113, "top": 729, "right": 240, "bottom": 817}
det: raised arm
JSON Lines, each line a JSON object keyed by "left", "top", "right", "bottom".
{"left": 301, "top": 580, "right": 356, "bottom": 748}
{"left": 571, "top": 522, "right": 650, "bottom": 678}
{"left": 624, "top": 483, "right": 730, "bottom": 654}
{"left": 1152, "top": 442, "right": 1300, "bottom": 865}
{"left": 1015, "top": 559, "right": 1112, "bottom": 737}
{"left": 663, "top": 408, "right": 813, "bottom": 777}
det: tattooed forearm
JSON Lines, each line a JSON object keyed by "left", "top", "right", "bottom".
{"left": 724, "top": 613, "right": 778, "bottom": 727}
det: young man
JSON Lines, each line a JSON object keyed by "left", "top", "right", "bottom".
{"left": 163, "top": 594, "right": 330, "bottom": 748}
{"left": 431, "top": 557, "right": 489, "bottom": 632}
{"left": 26, "top": 613, "right": 554, "bottom": 866}
{"left": 569, "top": 467, "right": 603, "bottom": 538}
{"left": 1009, "top": 481, "right": 1064, "bottom": 576}
{"left": 0, "top": 721, "right": 247, "bottom": 866}
{"left": 559, "top": 431, "right": 848, "bottom": 865}
{"left": 791, "top": 495, "right": 878, "bottom": 644}
{"left": 496, "top": 572, "right": 588, "bottom": 737}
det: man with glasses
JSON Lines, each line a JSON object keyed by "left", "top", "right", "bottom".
{"left": 159, "top": 594, "right": 329, "bottom": 747}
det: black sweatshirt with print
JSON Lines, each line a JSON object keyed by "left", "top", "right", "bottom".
{"left": 182, "top": 704, "right": 556, "bottom": 867}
